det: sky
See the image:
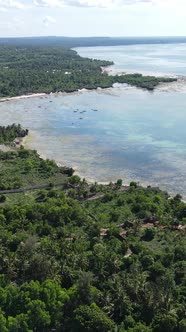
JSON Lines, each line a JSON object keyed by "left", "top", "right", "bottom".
{"left": 0, "top": 0, "right": 186, "bottom": 37}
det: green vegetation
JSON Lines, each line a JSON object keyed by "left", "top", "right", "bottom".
{"left": 0, "top": 138, "right": 185, "bottom": 331}
{"left": 0, "top": 46, "right": 176, "bottom": 97}
{"left": 0, "top": 124, "right": 28, "bottom": 144}
{"left": 113, "top": 73, "right": 176, "bottom": 90}
{"left": 0, "top": 148, "right": 73, "bottom": 192}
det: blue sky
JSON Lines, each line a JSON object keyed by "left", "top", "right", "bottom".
{"left": 0, "top": 0, "right": 185, "bottom": 37}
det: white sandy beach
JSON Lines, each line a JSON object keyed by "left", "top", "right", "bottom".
{"left": 0, "top": 93, "right": 47, "bottom": 103}
{"left": 101, "top": 65, "right": 178, "bottom": 78}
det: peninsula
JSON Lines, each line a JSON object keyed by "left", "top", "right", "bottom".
{"left": 0, "top": 46, "right": 176, "bottom": 98}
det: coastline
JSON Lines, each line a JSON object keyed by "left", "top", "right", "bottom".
{"left": 22, "top": 136, "right": 186, "bottom": 201}
{"left": 0, "top": 69, "right": 180, "bottom": 103}
{"left": 0, "top": 93, "right": 47, "bottom": 103}
{"left": 101, "top": 65, "right": 178, "bottom": 78}
{"left": 0, "top": 79, "right": 183, "bottom": 104}
{"left": 21, "top": 133, "right": 185, "bottom": 200}
{"left": 0, "top": 74, "right": 186, "bottom": 200}
{"left": 0, "top": 90, "right": 99, "bottom": 103}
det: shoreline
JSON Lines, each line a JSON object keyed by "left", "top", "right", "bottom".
{"left": 0, "top": 76, "right": 185, "bottom": 200}
{"left": 0, "top": 90, "right": 103, "bottom": 103}
{"left": 22, "top": 132, "right": 185, "bottom": 201}
{"left": 0, "top": 71, "right": 182, "bottom": 103}
{"left": 0, "top": 81, "right": 182, "bottom": 104}
{"left": 1, "top": 93, "right": 185, "bottom": 200}
{"left": 0, "top": 93, "right": 47, "bottom": 103}
{"left": 101, "top": 65, "right": 179, "bottom": 78}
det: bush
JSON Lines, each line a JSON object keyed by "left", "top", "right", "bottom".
{"left": 152, "top": 313, "right": 178, "bottom": 332}
{"left": 0, "top": 195, "right": 6, "bottom": 203}
{"left": 143, "top": 228, "right": 156, "bottom": 241}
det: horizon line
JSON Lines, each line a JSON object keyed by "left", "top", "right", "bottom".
{"left": 1, "top": 35, "right": 186, "bottom": 39}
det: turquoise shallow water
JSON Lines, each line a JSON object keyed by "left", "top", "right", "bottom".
{"left": 76, "top": 43, "right": 186, "bottom": 76}
{"left": 0, "top": 85, "right": 186, "bottom": 197}
{"left": 1, "top": 43, "right": 186, "bottom": 196}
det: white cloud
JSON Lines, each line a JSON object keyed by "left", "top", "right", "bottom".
{"left": 0, "top": 0, "right": 26, "bottom": 10}
{"left": 34, "top": 0, "right": 138, "bottom": 7}
{"left": 34, "top": 0, "right": 64, "bottom": 7}
{"left": 33, "top": 0, "right": 180, "bottom": 8}
{"left": 0, "top": 16, "right": 24, "bottom": 32}
{"left": 43, "top": 15, "right": 56, "bottom": 26}
{"left": 0, "top": 6, "right": 7, "bottom": 11}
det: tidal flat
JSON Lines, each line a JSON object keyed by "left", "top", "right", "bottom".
{"left": 0, "top": 85, "right": 186, "bottom": 198}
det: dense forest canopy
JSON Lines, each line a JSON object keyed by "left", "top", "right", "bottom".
{"left": 0, "top": 46, "right": 176, "bottom": 97}
{"left": 0, "top": 125, "right": 185, "bottom": 331}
